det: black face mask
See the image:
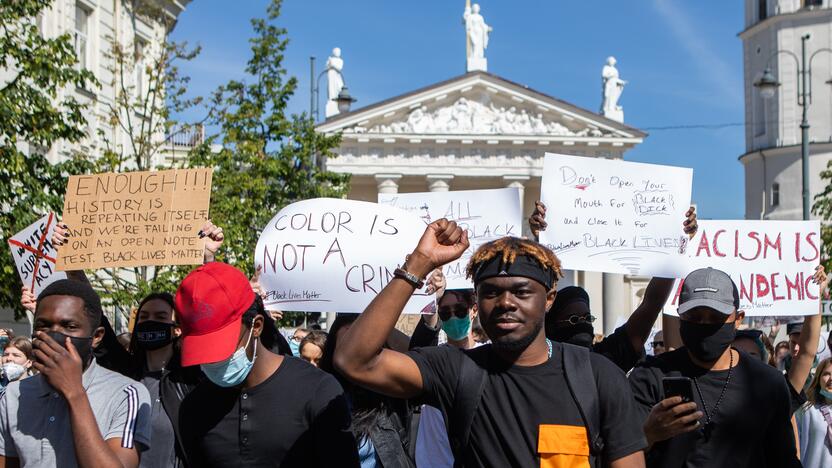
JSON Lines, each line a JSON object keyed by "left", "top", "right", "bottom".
{"left": 42, "top": 331, "right": 94, "bottom": 368}
{"left": 134, "top": 320, "right": 174, "bottom": 351}
{"left": 549, "top": 322, "right": 595, "bottom": 348}
{"left": 680, "top": 320, "right": 736, "bottom": 362}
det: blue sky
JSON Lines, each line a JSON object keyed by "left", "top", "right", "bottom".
{"left": 171, "top": 0, "right": 747, "bottom": 219}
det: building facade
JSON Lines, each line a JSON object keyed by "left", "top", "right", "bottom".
{"left": 317, "top": 71, "right": 652, "bottom": 334}
{"left": 740, "top": 0, "right": 832, "bottom": 220}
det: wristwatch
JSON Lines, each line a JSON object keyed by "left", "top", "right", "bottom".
{"left": 393, "top": 267, "right": 425, "bottom": 289}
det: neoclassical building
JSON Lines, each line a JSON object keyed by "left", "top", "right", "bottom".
{"left": 317, "top": 69, "right": 652, "bottom": 334}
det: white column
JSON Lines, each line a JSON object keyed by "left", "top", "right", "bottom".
{"left": 427, "top": 174, "right": 454, "bottom": 192}
{"left": 375, "top": 174, "right": 402, "bottom": 194}
{"left": 602, "top": 273, "right": 626, "bottom": 335}
{"left": 503, "top": 175, "right": 529, "bottom": 208}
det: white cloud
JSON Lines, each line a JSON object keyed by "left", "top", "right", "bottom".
{"left": 652, "top": 0, "right": 742, "bottom": 107}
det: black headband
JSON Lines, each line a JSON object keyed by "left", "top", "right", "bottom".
{"left": 473, "top": 254, "right": 556, "bottom": 290}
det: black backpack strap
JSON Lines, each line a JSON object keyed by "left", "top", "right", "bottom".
{"left": 561, "top": 342, "right": 604, "bottom": 460}
{"left": 406, "top": 403, "right": 422, "bottom": 462}
{"left": 449, "top": 348, "right": 487, "bottom": 467}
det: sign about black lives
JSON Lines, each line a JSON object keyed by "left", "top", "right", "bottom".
{"left": 539, "top": 153, "right": 693, "bottom": 278}
{"left": 379, "top": 187, "right": 522, "bottom": 289}
{"left": 8, "top": 213, "right": 66, "bottom": 294}
{"left": 665, "top": 220, "right": 822, "bottom": 316}
{"left": 254, "top": 198, "right": 435, "bottom": 314}
{"left": 56, "top": 168, "right": 213, "bottom": 270}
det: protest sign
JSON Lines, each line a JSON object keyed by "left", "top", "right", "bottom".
{"left": 8, "top": 213, "right": 66, "bottom": 295}
{"left": 254, "top": 198, "right": 435, "bottom": 314}
{"left": 539, "top": 153, "right": 693, "bottom": 277}
{"left": 665, "top": 220, "right": 821, "bottom": 317}
{"left": 379, "top": 188, "right": 522, "bottom": 289}
{"left": 56, "top": 168, "right": 213, "bottom": 270}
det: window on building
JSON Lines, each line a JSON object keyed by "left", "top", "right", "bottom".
{"left": 771, "top": 182, "right": 780, "bottom": 207}
{"left": 134, "top": 39, "right": 147, "bottom": 98}
{"left": 73, "top": 4, "right": 89, "bottom": 70}
{"left": 803, "top": 0, "right": 823, "bottom": 8}
{"left": 758, "top": 0, "right": 768, "bottom": 21}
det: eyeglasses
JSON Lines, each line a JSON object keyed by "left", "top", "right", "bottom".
{"left": 553, "top": 314, "right": 596, "bottom": 326}
{"left": 651, "top": 341, "right": 664, "bottom": 348}
{"left": 438, "top": 303, "right": 469, "bottom": 321}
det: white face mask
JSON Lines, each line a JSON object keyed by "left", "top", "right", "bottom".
{"left": 3, "top": 362, "right": 26, "bottom": 381}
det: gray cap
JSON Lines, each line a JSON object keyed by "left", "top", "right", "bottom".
{"left": 678, "top": 268, "right": 739, "bottom": 316}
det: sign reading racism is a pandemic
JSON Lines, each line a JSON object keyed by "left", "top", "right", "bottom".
{"left": 539, "top": 153, "right": 693, "bottom": 278}
{"left": 379, "top": 188, "right": 522, "bottom": 289}
{"left": 665, "top": 220, "right": 822, "bottom": 317}
{"left": 56, "top": 168, "right": 212, "bottom": 270}
{"left": 254, "top": 198, "right": 435, "bottom": 314}
{"left": 8, "top": 213, "right": 66, "bottom": 295}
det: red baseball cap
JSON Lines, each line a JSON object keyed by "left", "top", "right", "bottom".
{"left": 174, "top": 262, "right": 256, "bottom": 366}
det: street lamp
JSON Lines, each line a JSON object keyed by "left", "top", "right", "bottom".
{"left": 309, "top": 56, "right": 357, "bottom": 122}
{"left": 754, "top": 33, "right": 832, "bottom": 220}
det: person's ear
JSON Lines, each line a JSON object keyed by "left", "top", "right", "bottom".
{"left": 470, "top": 303, "right": 478, "bottom": 319}
{"left": 252, "top": 314, "right": 264, "bottom": 338}
{"left": 545, "top": 288, "right": 557, "bottom": 312}
{"left": 735, "top": 310, "right": 745, "bottom": 329}
{"left": 92, "top": 326, "right": 105, "bottom": 349}
{"left": 24, "top": 359, "right": 32, "bottom": 370}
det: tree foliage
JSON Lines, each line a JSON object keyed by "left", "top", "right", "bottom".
{"left": 189, "top": 0, "right": 350, "bottom": 277}
{"left": 0, "top": 0, "right": 96, "bottom": 313}
{"left": 813, "top": 160, "right": 832, "bottom": 273}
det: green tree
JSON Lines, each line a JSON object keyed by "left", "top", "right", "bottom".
{"left": 813, "top": 160, "right": 832, "bottom": 274}
{"left": 0, "top": 0, "right": 96, "bottom": 314}
{"left": 189, "top": 0, "right": 350, "bottom": 278}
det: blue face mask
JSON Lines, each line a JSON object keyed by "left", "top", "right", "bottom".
{"left": 820, "top": 389, "right": 832, "bottom": 401}
{"left": 289, "top": 339, "right": 300, "bottom": 357}
{"left": 201, "top": 321, "right": 257, "bottom": 388}
{"left": 442, "top": 316, "right": 472, "bottom": 342}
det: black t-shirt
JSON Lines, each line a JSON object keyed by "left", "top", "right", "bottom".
{"left": 593, "top": 325, "right": 643, "bottom": 372}
{"left": 179, "top": 356, "right": 359, "bottom": 468}
{"left": 628, "top": 348, "right": 800, "bottom": 468}
{"left": 408, "top": 343, "right": 646, "bottom": 467}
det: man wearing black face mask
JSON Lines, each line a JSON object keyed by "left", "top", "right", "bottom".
{"left": 0, "top": 279, "right": 152, "bottom": 467}
{"left": 628, "top": 268, "right": 800, "bottom": 468}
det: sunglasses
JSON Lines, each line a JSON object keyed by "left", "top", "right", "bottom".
{"left": 438, "top": 303, "right": 469, "bottom": 321}
{"left": 651, "top": 341, "right": 664, "bottom": 348}
{"left": 553, "top": 314, "right": 596, "bottom": 326}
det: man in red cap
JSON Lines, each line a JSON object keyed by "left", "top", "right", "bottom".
{"left": 175, "top": 262, "right": 358, "bottom": 467}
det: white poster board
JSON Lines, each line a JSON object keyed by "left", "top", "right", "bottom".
{"left": 664, "top": 220, "right": 821, "bottom": 317}
{"left": 8, "top": 213, "right": 67, "bottom": 295}
{"left": 379, "top": 188, "right": 522, "bottom": 289}
{"left": 539, "top": 153, "right": 693, "bottom": 277}
{"left": 254, "top": 198, "right": 435, "bottom": 314}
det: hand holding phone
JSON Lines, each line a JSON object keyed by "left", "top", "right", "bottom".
{"left": 643, "top": 377, "right": 703, "bottom": 447}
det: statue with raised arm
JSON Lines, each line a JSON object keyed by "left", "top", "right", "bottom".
{"left": 463, "top": 3, "right": 491, "bottom": 71}
{"left": 326, "top": 47, "right": 345, "bottom": 118}
{"left": 601, "top": 56, "right": 627, "bottom": 122}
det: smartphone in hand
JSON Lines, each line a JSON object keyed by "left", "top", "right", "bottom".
{"left": 662, "top": 376, "right": 695, "bottom": 403}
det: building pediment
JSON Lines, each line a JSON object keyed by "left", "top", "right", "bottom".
{"left": 317, "top": 71, "right": 646, "bottom": 144}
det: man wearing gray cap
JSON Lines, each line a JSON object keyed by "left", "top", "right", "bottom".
{"left": 628, "top": 268, "right": 800, "bottom": 468}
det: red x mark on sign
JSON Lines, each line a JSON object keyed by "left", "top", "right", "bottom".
{"left": 7, "top": 212, "right": 58, "bottom": 292}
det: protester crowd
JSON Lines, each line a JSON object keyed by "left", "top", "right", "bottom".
{"left": 2, "top": 200, "right": 831, "bottom": 468}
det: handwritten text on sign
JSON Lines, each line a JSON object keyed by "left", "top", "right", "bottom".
{"left": 56, "top": 168, "right": 212, "bottom": 270}
{"left": 8, "top": 213, "right": 66, "bottom": 295}
{"left": 539, "top": 153, "right": 693, "bottom": 277}
{"left": 664, "top": 220, "right": 822, "bottom": 317}
{"left": 379, "top": 188, "right": 521, "bottom": 289}
{"left": 254, "top": 198, "right": 434, "bottom": 314}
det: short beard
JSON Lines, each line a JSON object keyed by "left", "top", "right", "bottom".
{"left": 491, "top": 320, "right": 543, "bottom": 354}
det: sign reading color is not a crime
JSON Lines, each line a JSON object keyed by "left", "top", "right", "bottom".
{"left": 56, "top": 168, "right": 213, "bottom": 270}
{"left": 379, "top": 188, "right": 522, "bottom": 290}
{"left": 254, "top": 198, "right": 435, "bottom": 314}
{"left": 539, "top": 153, "right": 693, "bottom": 278}
{"left": 665, "top": 220, "right": 822, "bottom": 317}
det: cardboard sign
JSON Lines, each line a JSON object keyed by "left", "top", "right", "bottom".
{"left": 56, "top": 168, "right": 212, "bottom": 270}
{"left": 379, "top": 188, "right": 522, "bottom": 289}
{"left": 8, "top": 213, "right": 67, "bottom": 295}
{"left": 539, "top": 153, "right": 693, "bottom": 277}
{"left": 254, "top": 198, "right": 435, "bottom": 314}
{"left": 665, "top": 220, "right": 822, "bottom": 316}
